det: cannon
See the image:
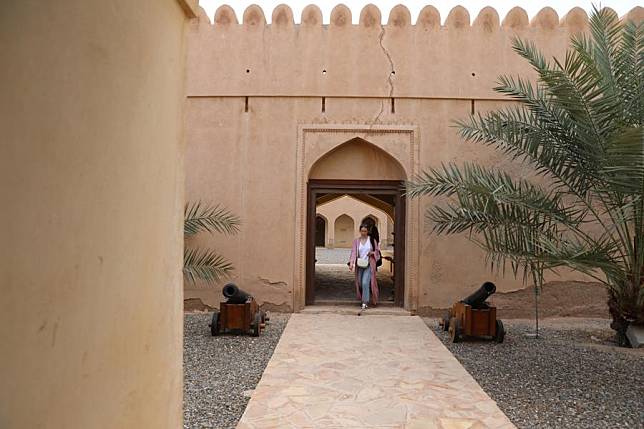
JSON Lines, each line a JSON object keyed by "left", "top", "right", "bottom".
{"left": 209, "top": 283, "right": 269, "bottom": 337}
{"left": 462, "top": 281, "right": 496, "bottom": 308}
{"left": 439, "top": 282, "right": 505, "bottom": 343}
{"left": 222, "top": 283, "right": 251, "bottom": 304}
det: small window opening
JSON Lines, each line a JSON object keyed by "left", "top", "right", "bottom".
{"left": 245, "top": 96, "right": 249, "bottom": 113}
{"left": 391, "top": 97, "right": 395, "bottom": 114}
{"left": 246, "top": 69, "right": 251, "bottom": 74}
{"left": 322, "top": 69, "right": 327, "bottom": 75}
{"left": 470, "top": 99, "right": 475, "bottom": 115}
{"left": 471, "top": 72, "right": 476, "bottom": 77}
{"left": 321, "top": 97, "right": 326, "bottom": 113}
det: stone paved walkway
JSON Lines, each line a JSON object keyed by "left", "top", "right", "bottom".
{"left": 238, "top": 314, "right": 515, "bottom": 429}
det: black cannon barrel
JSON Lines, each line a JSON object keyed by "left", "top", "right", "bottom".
{"left": 222, "top": 283, "right": 251, "bottom": 304}
{"left": 462, "top": 282, "right": 496, "bottom": 308}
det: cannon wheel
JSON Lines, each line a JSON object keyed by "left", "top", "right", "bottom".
{"left": 251, "top": 313, "right": 262, "bottom": 337}
{"left": 495, "top": 320, "right": 505, "bottom": 343}
{"left": 442, "top": 313, "right": 450, "bottom": 332}
{"left": 448, "top": 317, "right": 462, "bottom": 343}
{"left": 209, "top": 312, "right": 220, "bottom": 336}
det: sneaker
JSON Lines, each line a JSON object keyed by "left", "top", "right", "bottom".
{"left": 361, "top": 303, "right": 367, "bottom": 310}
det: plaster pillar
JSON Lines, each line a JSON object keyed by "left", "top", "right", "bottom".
{"left": 0, "top": 1, "right": 195, "bottom": 427}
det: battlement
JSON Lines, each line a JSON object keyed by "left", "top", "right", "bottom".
{"left": 195, "top": 4, "right": 642, "bottom": 29}
{"left": 186, "top": 4, "right": 643, "bottom": 99}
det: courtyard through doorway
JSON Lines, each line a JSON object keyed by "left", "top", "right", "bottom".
{"left": 306, "top": 180, "right": 406, "bottom": 307}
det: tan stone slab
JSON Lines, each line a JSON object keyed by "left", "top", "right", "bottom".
{"left": 301, "top": 305, "right": 411, "bottom": 316}
{"left": 238, "top": 314, "right": 515, "bottom": 429}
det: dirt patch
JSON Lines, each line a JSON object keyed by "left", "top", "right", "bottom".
{"left": 491, "top": 281, "right": 609, "bottom": 319}
{"left": 419, "top": 281, "right": 610, "bottom": 319}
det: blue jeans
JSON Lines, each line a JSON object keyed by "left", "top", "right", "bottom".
{"left": 358, "top": 267, "right": 371, "bottom": 304}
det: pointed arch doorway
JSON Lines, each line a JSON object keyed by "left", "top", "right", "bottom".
{"left": 295, "top": 125, "right": 420, "bottom": 312}
{"left": 304, "top": 136, "right": 408, "bottom": 307}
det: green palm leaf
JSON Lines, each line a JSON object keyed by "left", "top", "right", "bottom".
{"left": 601, "top": 127, "right": 644, "bottom": 195}
{"left": 184, "top": 201, "right": 240, "bottom": 236}
{"left": 408, "top": 7, "right": 644, "bottom": 339}
{"left": 408, "top": 162, "right": 584, "bottom": 227}
{"left": 183, "top": 247, "right": 234, "bottom": 286}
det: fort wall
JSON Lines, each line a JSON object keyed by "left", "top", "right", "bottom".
{"left": 184, "top": 4, "right": 643, "bottom": 311}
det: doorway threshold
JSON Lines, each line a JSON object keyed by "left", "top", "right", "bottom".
{"left": 301, "top": 302, "right": 411, "bottom": 316}
{"left": 314, "top": 299, "right": 395, "bottom": 307}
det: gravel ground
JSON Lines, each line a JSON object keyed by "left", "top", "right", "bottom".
{"left": 183, "top": 312, "right": 289, "bottom": 429}
{"left": 426, "top": 318, "right": 644, "bottom": 429}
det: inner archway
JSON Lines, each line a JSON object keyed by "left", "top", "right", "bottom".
{"left": 361, "top": 214, "right": 379, "bottom": 229}
{"left": 333, "top": 214, "right": 354, "bottom": 248}
{"left": 315, "top": 215, "right": 326, "bottom": 247}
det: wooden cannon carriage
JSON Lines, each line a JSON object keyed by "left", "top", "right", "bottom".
{"left": 439, "top": 282, "right": 505, "bottom": 343}
{"left": 209, "top": 283, "right": 268, "bottom": 337}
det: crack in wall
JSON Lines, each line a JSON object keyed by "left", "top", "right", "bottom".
{"left": 369, "top": 24, "right": 395, "bottom": 129}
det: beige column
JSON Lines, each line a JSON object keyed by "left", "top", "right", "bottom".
{"left": 0, "top": 1, "right": 195, "bottom": 427}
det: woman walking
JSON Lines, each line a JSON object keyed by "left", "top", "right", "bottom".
{"left": 349, "top": 223, "right": 380, "bottom": 310}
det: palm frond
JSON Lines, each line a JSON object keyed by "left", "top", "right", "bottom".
{"left": 614, "top": 21, "right": 644, "bottom": 125}
{"left": 472, "top": 226, "right": 620, "bottom": 286}
{"left": 407, "top": 7, "right": 644, "bottom": 328}
{"left": 183, "top": 247, "right": 234, "bottom": 286}
{"left": 455, "top": 99, "right": 600, "bottom": 198}
{"left": 184, "top": 201, "right": 240, "bottom": 236}
{"left": 600, "top": 127, "right": 644, "bottom": 196}
{"left": 408, "top": 162, "right": 584, "bottom": 230}
{"left": 536, "top": 235, "right": 623, "bottom": 281}
{"left": 586, "top": 6, "right": 623, "bottom": 101}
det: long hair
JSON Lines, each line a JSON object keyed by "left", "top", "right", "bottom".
{"left": 370, "top": 225, "right": 380, "bottom": 244}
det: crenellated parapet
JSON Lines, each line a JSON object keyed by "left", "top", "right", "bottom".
{"left": 196, "top": 4, "right": 644, "bottom": 28}
{"left": 187, "top": 4, "right": 644, "bottom": 98}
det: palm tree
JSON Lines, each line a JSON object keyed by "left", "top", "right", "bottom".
{"left": 183, "top": 201, "right": 240, "bottom": 286}
{"left": 407, "top": 8, "right": 643, "bottom": 346}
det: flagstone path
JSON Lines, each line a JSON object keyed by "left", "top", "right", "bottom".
{"left": 238, "top": 313, "right": 515, "bottom": 429}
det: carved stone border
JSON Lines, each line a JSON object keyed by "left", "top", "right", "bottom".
{"left": 293, "top": 123, "right": 420, "bottom": 311}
